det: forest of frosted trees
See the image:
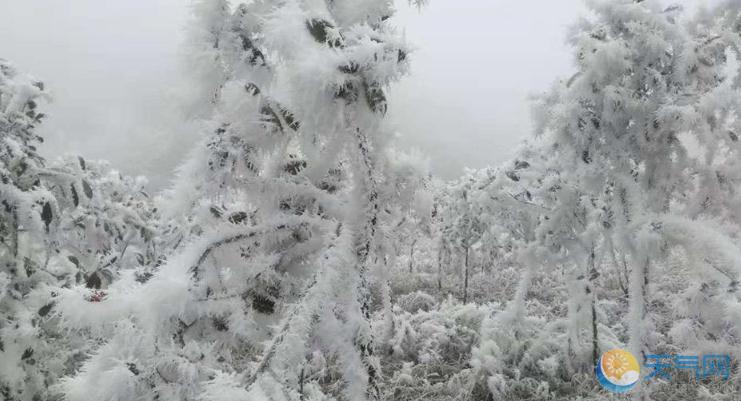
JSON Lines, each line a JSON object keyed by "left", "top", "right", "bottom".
{"left": 2, "top": 0, "right": 741, "bottom": 400}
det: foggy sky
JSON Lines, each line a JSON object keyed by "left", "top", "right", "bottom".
{"left": 0, "top": 0, "right": 715, "bottom": 185}
{"left": 388, "top": 1, "right": 585, "bottom": 178}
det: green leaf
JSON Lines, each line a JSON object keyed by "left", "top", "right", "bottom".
{"left": 21, "top": 348, "right": 33, "bottom": 360}
{"left": 514, "top": 160, "right": 530, "bottom": 170}
{"left": 67, "top": 255, "right": 80, "bottom": 268}
{"left": 363, "top": 81, "right": 387, "bottom": 115}
{"left": 85, "top": 271, "right": 102, "bottom": 289}
{"left": 38, "top": 302, "right": 54, "bottom": 317}
{"left": 70, "top": 184, "right": 79, "bottom": 207}
{"left": 209, "top": 206, "right": 223, "bottom": 218}
{"left": 41, "top": 202, "right": 52, "bottom": 231}
{"left": 306, "top": 19, "right": 341, "bottom": 47}
{"left": 228, "top": 211, "right": 249, "bottom": 225}
{"left": 82, "top": 180, "right": 93, "bottom": 199}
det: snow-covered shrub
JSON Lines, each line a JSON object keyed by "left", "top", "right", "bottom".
{"left": 44, "top": 156, "right": 160, "bottom": 289}
{"left": 0, "top": 59, "right": 74, "bottom": 401}
{"left": 397, "top": 291, "right": 436, "bottom": 313}
{"left": 0, "top": 59, "right": 161, "bottom": 401}
{"left": 380, "top": 297, "right": 489, "bottom": 400}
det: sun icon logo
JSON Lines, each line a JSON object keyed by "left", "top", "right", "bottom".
{"left": 595, "top": 349, "right": 640, "bottom": 393}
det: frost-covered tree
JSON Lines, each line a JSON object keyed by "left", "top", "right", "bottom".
{"left": 0, "top": 59, "right": 162, "bottom": 401}
{"left": 56, "top": 1, "right": 414, "bottom": 400}
{"left": 444, "top": 173, "right": 486, "bottom": 304}
{"left": 525, "top": 0, "right": 741, "bottom": 396}
{"left": 384, "top": 150, "right": 432, "bottom": 276}
{"left": 455, "top": 2, "right": 741, "bottom": 399}
{"left": 0, "top": 58, "right": 61, "bottom": 401}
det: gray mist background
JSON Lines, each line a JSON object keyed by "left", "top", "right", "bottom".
{"left": 0, "top": 0, "right": 713, "bottom": 187}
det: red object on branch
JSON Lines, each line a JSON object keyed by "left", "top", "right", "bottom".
{"left": 88, "top": 290, "right": 106, "bottom": 302}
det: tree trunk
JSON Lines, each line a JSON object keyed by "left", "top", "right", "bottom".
{"left": 299, "top": 367, "right": 305, "bottom": 401}
{"left": 610, "top": 245, "right": 629, "bottom": 298}
{"left": 629, "top": 256, "right": 650, "bottom": 383}
{"left": 463, "top": 246, "right": 470, "bottom": 304}
{"left": 588, "top": 244, "right": 599, "bottom": 369}
{"left": 352, "top": 128, "right": 382, "bottom": 401}
{"left": 437, "top": 244, "right": 443, "bottom": 292}
{"left": 408, "top": 239, "right": 416, "bottom": 273}
{"left": 12, "top": 209, "right": 19, "bottom": 260}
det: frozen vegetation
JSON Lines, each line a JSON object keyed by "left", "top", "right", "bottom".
{"left": 1, "top": 0, "right": 741, "bottom": 400}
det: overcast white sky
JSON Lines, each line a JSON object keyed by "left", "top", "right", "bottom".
{"left": 389, "top": 1, "right": 586, "bottom": 178}
{"left": 0, "top": 0, "right": 715, "bottom": 185}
